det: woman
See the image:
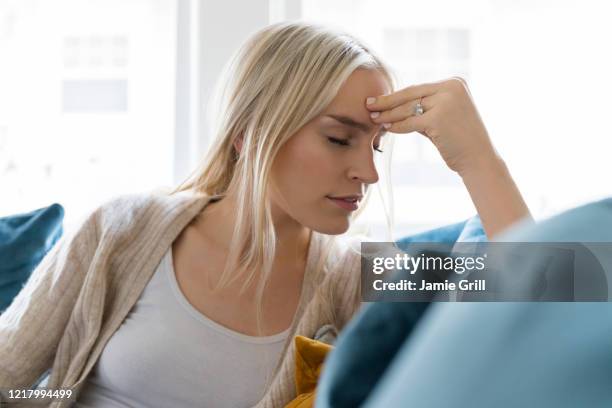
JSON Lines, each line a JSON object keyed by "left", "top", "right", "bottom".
{"left": 0, "top": 22, "right": 530, "bottom": 407}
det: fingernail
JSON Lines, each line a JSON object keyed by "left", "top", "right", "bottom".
{"left": 370, "top": 112, "right": 380, "bottom": 119}
{"left": 383, "top": 123, "right": 392, "bottom": 129}
{"left": 366, "top": 97, "right": 376, "bottom": 105}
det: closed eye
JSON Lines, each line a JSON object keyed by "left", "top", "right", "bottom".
{"left": 328, "top": 137, "right": 384, "bottom": 153}
{"left": 327, "top": 137, "right": 350, "bottom": 146}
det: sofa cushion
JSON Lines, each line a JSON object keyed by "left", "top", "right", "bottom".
{"left": 0, "top": 204, "right": 64, "bottom": 313}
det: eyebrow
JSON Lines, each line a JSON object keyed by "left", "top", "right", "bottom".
{"left": 324, "top": 114, "right": 388, "bottom": 137}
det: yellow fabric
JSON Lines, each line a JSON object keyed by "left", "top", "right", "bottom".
{"left": 285, "top": 335, "right": 334, "bottom": 408}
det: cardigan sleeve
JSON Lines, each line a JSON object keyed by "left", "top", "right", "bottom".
{"left": 0, "top": 208, "right": 101, "bottom": 389}
{"left": 329, "top": 237, "right": 364, "bottom": 331}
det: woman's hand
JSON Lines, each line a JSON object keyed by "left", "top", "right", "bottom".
{"left": 366, "top": 77, "right": 533, "bottom": 239}
{"left": 366, "top": 77, "right": 498, "bottom": 176}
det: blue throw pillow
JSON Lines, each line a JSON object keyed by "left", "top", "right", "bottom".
{"left": 396, "top": 214, "right": 486, "bottom": 244}
{"left": 396, "top": 219, "right": 466, "bottom": 244}
{"left": 455, "top": 214, "right": 487, "bottom": 242}
{"left": 0, "top": 204, "right": 64, "bottom": 313}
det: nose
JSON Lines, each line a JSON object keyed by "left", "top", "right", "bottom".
{"left": 347, "top": 148, "right": 379, "bottom": 185}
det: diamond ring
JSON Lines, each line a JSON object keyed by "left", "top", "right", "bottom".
{"left": 414, "top": 99, "right": 424, "bottom": 116}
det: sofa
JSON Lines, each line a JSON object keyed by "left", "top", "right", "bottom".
{"left": 0, "top": 203, "right": 64, "bottom": 314}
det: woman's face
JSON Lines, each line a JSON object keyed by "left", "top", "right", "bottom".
{"left": 269, "top": 68, "right": 391, "bottom": 235}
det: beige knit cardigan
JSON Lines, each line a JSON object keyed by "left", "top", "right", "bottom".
{"left": 0, "top": 190, "right": 363, "bottom": 408}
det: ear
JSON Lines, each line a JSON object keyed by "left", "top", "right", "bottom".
{"left": 233, "top": 135, "right": 244, "bottom": 155}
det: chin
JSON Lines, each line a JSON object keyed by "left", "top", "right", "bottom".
{"left": 312, "top": 219, "right": 350, "bottom": 235}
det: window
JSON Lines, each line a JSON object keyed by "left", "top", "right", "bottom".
{"left": 0, "top": 0, "right": 176, "bottom": 229}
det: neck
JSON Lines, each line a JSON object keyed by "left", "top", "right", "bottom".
{"left": 196, "top": 191, "right": 311, "bottom": 265}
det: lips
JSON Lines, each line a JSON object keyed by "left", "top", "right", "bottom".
{"left": 326, "top": 195, "right": 362, "bottom": 203}
{"left": 326, "top": 196, "right": 360, "bottom": 211}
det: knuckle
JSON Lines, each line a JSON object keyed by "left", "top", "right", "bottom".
{"left": 452, "top": 75, "right": 466, "bottom": 84}
{"left": 402, "top": 86, "right": 416, "bottom": 97}
{"left": 380, "top": 93, "right": 394, "bottom": 105}
{"left": 373, "top": 112, "right": 385, "bottom": 122}
{"left": 449, "top": 76, "right": 469, "bottom": 91}
{"left": 392, "top": 104, "right": 406, "bottom": 117}
{"left": 438, "top": 92, "right": 453, "bottom": 104}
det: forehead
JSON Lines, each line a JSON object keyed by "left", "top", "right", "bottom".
{"left": 326, "top": 68, "right": 391, "bottom": 112}
{"left": 319, "top": 68, "right": 391, "bottom": 136}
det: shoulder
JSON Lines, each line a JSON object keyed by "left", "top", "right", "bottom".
{"left": 88, "top": 188, "right": 206, "bottom": 235}
{"left": 326, "top": 233, "right": 366, "bottom": 274}
{"left": 317, "top": 233, "right": 367, "bottom": 296}
{"left": 321, "top": 234, "right": 369, "bottom": 329}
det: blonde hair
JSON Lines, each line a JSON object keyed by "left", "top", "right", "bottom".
{"left": 170, "top": 22, "right": 396, "bottom": 341}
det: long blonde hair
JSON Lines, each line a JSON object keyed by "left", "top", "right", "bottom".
{"left": 170, "top": 21, "right": 396, "bottom": 337}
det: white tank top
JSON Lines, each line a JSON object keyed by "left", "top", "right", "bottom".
{"left": 74, "top": 246, "right": 291, "bottom": 408}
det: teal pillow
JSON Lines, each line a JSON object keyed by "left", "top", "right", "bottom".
{"left": 396, "top": 214, "right": 486, "bottom": 244}
{"left": 0, "top": 204, "right": 64, "bottom": 313}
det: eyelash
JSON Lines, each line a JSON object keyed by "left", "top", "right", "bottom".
{"left": 327, "top": 137, "right": 384, "bottom": 153}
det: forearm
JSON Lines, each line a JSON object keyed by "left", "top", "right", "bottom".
{"left": 460, "top": 155, "right": 533, "bottom": 240}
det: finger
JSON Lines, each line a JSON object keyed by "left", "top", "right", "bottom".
{"left": 382, "top": 112, "right": 429, "bottom": 134}
{"left": 366, "top": 82, "right": 438, "bottom": 111}
{"left": 370, "top": 95, "right": 434, "bottom": 124}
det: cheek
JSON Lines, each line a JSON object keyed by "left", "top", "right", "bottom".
{"left": 273, "top": 137, "right": 338, "bottom": 197}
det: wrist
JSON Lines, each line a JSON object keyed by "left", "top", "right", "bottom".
{"left": 459, "top": 150, "right": 507, "bottom": 181}
{"left": 458, "top": 152, "right": 532, "bottom": 238}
